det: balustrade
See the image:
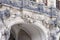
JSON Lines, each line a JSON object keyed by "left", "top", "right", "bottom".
{"left": 0, "top": 0, "right": 59, "bottom": 17}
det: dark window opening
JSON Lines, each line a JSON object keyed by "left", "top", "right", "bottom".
{"left": 0, "top": 3, "right": 2, "bottom": 8}
{"left": 56, "top": 0, "right": 60, "bottom": 10}
{"left": 30, "top": 0, "right": 36, "bottom": 2}
{"left": 9, "top": 33, "right": 15, "bottom": 40}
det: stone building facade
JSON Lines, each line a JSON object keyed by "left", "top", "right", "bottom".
{"left": 0, "top": 0, "right": 60, "bottom": 40}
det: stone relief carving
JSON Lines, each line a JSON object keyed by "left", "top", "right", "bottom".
{"left": 0, "top": 0, "right": 60, "bottom": 40}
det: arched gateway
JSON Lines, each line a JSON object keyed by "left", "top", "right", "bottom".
{"left": 7, "top": 18, "right": 48, "bottom": 40}
{"left": 0, "top": 0, "right": 51, "bottom": 40}
{"left": 0, "top": 5, "right": 49, "bottom": 40}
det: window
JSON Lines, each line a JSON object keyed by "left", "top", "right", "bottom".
{"left": 43, "top": 0, "right": 47, "bottom": 5}
{"left": 30, "top": 0, "right": 36, "bottom": 2}
{"left": 0, "top": 3, "right": 2, "bottom": 8}
{"left": 56, "top": 0, "right": 60, "bottom": 10}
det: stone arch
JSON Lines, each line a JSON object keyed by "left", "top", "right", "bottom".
{"left": 7, "top": 19, "right": 48, "bottom": 40}
{"left": 9, "top": 23, "right": 47, "bottom": 40}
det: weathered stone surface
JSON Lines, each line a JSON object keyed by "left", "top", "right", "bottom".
{"left": 0, "top": 0, "right": 60, "bottom": 40}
